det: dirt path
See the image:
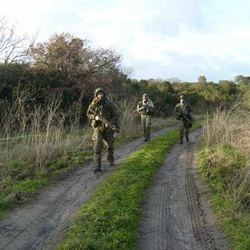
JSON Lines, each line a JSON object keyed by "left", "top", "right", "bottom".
{"left": 137, "top": 129, "right": 232, "bottom": 250}
{"left": 0, "top": 127, "right": 175, "bottom": 250}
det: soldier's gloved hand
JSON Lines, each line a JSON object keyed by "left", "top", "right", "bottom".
{"left": 95, "top": 116, "right": 100, "bottom": 121}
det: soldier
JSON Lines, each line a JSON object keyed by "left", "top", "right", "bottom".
{"left": 87, "top": 87, "right": 120, "bottom": 172}
{"left": 137, "top": 93, "right": 155, "bottom": 141}
{"left": 174, "top": 94, "right": 192, "bottom": 144}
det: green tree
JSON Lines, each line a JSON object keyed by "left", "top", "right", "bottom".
{"left": 234, "top": 75, "right": 250, "bottom": 87}
{"left": 219, "top": 80, "right": 237, "bottom": 96}
{"left": 157, "top": 81, "right": 174, "bottom": 93}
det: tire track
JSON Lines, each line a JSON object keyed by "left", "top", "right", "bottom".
{"left": 185, "top": 146, "right": 215, "bottom": 250}
{"left": 137, "top": 129, "right": 231, "bottom": 250}
{"left": 156, "top": 184, "right": 171, "bottom": 250}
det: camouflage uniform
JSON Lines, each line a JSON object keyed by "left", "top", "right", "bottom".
{"left": 87, "top": 88, "right": 120, "bottom": 171}
{"left": 174, "top": 95, "right": 192, "bottom": 144}
{"left": 137, "top": 94, "right": 154, "bottom": 141}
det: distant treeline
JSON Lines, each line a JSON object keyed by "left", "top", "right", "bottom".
{"left": 0, "top": 30, "right": 250, "bottom": 126}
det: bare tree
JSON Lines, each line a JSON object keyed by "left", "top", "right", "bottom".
{"left": 0, "top": 17, "right": 34, "bottom": 65}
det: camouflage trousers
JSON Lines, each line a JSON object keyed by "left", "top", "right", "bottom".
{"left": 92, "top": 128, "right": 115, "bottom": 167}
{"left": 141, "top": 115, "right": 151, "bottom": 140}
{"left": 179, "top": 120, "right": 190, "bottom": 139}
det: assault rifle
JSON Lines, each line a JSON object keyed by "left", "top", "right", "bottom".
{"left": 89, "top": 108, "right": 119, "bottom": 132}
{"left": 140, "top": 102, "right": 154, "bottom": 115}
{"left": 177, "top": 110, "right": 193, "bottom": 124}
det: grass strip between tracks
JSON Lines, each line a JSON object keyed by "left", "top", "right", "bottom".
{"left": 58, "top": 123, "right": 202, "bottom": 250}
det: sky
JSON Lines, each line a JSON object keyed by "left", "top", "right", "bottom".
{"left": 1, "top": 0, "right": 250, "bottom": 82}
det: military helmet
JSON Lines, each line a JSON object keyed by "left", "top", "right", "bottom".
{"left": 142, "top": 93, "right": 148, "bottom": 99}
{"left": 179, "top": 94, "right": 185, "bottom": 99}
{"left": 95, "top": 87, "right": 105, "bottom": 97}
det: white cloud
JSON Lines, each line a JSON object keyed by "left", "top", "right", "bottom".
{"left": 1, "top": 0, "right": 250, "bottom": 81}
{"left": 0, "top": 0, "right": 56, "bottom": 38}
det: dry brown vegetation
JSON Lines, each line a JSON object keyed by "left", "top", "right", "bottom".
{"left": 203, "top": 104, "right": 250, "bottom": 155}
{"left": 0, "top": 91, "right": 173, "bottom": 192}
{"left": 0, "top": 90, "right": 91, "bottom": 167}
{"left": 202, "top": 98, "right": 250, "bottom": 207}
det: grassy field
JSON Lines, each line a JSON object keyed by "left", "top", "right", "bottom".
{"left": 58, "top": 123, "right": 201, "bottom": 250}
{"left": 198, "top": 107, "right": 250, "bottom": 250}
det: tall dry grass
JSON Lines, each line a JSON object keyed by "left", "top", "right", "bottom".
{"left": 0, "top": 89, "right": 92, "bottom": 171}
{"left": 118, "top": 97, "right": 141, "bottom": 134}
{"left": 0, "top": 92, "right": 175, "bottom": 179}
{"left": 202, "top": 101, "right": 250, "bottom": 205}
{"left": 203, "top": 102, "right": 250, "bottom": 158}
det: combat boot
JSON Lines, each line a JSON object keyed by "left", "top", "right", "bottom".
{"left": 94, "top": 165, "right": 101, "bottom": 172}
{"left": 94, "top": 157, "right": 101, "bottom": 172}
{"left": 186, "top": 135, "right": 189, "bottom": 142}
